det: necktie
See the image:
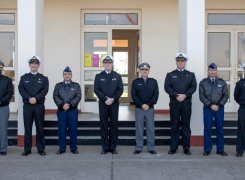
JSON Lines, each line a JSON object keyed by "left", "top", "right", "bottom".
{"left": 211, "top": 78, "right": 215, "bottom": 85}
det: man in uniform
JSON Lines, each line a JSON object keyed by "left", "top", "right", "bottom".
{"left": 53, "top": 66, "right": 81, "bottom": 154}
{"left": 0, "top": 61, "right": 13, "bottom": 156}
{"left": 131, "top": 62, "right": 159, "bottom": 155}
{"left": 18, "top": 56, "right": 49, "bottom": 156}
{"left": 94, "top": 55, "right": 123, "bottom": 154}
{"left": 234, "top": 63, "right": 245, "bottom": 157}
{"left": 164, "top": 53, "right": 197, "bottom": 155}
{"left": 199, "top": 63, "right": 228, "bottom": 156}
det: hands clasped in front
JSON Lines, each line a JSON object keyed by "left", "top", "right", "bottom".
{"left": 176, "top": 94, "right": 186, "bottom": 102}
{"left": 105, "top": 96, "right": 114, "bottom": 105}
{"left": 29, "top": 97, "right": 37, "bottom": 104}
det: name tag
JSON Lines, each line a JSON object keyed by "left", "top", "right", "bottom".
{"left": 138, "top": 84, "right": 143, "bottom": 85}
{"left": 25, "top": 81, "right": 29, "bottom": 83}
{"left": 217, "top": 84, "right": 222, "bottom": 87}
{"left": 112, "top": 78, "right": 116, "bottom": 81}
{"left": 101, "top": 79, "right": 105, "bottom": 81}
{"left": 38, "top": 81, "right": 41, "bottom": 83}
{"left": 172, "top": 76, "right": 177, "bottom": 78}
{"left": 70, "top": 88, "right": 75, "bottom": 91}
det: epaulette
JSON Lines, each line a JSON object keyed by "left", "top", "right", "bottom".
{"left": 22, "top": 73, "right": 28, "bottom": 76}
{"left": 201, "top": 78, "right": 207, "bottom": 81}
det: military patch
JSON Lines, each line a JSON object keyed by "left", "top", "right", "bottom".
{"left": 172, "top": 76, "right": 177, "bottom": 78}
{"left": 70, "top": 88, "right": 75, "bottom": 90}
{"left": 25, "top": 81, "right": 29, "bottom": 83}
{"left": 101, "top": 79, "right": 105, "bottom": 81}
{"left": 217, "top": 84, "right": 222, "bottom": 87}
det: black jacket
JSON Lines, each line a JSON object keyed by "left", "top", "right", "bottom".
{"left": 234, "top": 79, "right": 245, "bottom": 106}
{"left": 53, "top": 81, "right": 81, "bottom": 111}
{"left": 94, "top": 71, "right": 123, "bottom": 102}
{"left": 199, "top": 77, "right": 228, "bottom": 107}
{"left": 131, "top": 77, "right": 159, "bottom": 109}
{"left": 0, "top": 75, "right": 13, "bottom": 107}
{"left": 164, "top": 69, "right": 197, "bottom": 102}
{"left": 18, "top": 73, "right": 49, "bottom": 104}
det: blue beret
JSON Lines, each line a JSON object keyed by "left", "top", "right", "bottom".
{"left": 175, "top": 53, "right": 188, "bottom": 61}
{"left": 208, "top": 63, "right": 217, "bottom": 69}
{"left": 101, "top": 55, "right": 114, "bottom": 63}
{"left": 0, "top": 61, "right": 4, "bottom": 67}
{"left": 63, "top": 66, "right": 72, "bottom": 72}
{"left": 139, "top": 62, "right": 150, "bottom": 70}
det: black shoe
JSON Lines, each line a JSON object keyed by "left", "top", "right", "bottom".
{"left": 216, "top": 151, "right": 228, "bottom": 156}
{"left": 149, "top": 150, "right": 157, "bottom": 155}
{"left": 101, "top": 149, "right": 108, "bottom": 154}
{"left": 71, "top": 150, "right": 78, "bottom": 154}
{"left": 236, "top": 153, "right": 242, "bottom": 157}
{"left": 203, "top": 152, "right": 210, "bottom": 156}
{"left": 134, "top": 150, "right": 141, "bottom": 154}
{"left": 111, "top": 149, "right": 117, "bottom": 154}
{"left": 57, "top": 150, "right": 66, "bottom": 155}
{"left": 168, "top": 149, "right": 176, "bottom": 155}
{"left": 184, "top": 150, "right": 191, "bottom": 155}
{"left": 22, "top": 150, "right": 31, "bottom": 156}
{"left": 38, "top": 151, "right": 46, "bottom": 156}
{"left": 0, "top": 152, "right": 6, "bottom": 156}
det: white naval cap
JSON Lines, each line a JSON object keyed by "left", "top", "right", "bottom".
{"left": 27, "top": 55, "right": 42, "bottom": 64}
{"left": 242, "top": 63, "right": 245, "bottom": 70}
{"left": 101, "top": 55, "right": 114, "bottom": 63}
{"left": 174, "top": 53, "right": 188, "bottom": 61}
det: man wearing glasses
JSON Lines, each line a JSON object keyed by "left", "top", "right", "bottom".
{"left": 94, "top": 55, "right": 123, "bottom": 154}
{"left": 164, "top": 53, "right": 197, "bottom": 155}
{"left": 131, "top": 62, "right": 159, "bottom": 154}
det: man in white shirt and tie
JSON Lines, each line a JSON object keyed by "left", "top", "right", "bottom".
{"left": 199, "top": 63, "right": 228, "bottom": 156}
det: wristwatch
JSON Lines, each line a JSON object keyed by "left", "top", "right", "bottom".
{"left": 111, "top": 98, "right": 114, "bottom": 102}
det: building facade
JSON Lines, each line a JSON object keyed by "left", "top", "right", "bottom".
{"left": 0, "top": 0, "right": 245, "bottom": 144}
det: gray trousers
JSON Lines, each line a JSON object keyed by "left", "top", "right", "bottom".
{"left": 135, "top": 108, "right": 155, "bottom": 151}
{"left": 0, "top": 106, "right": 9, "bottom": 152}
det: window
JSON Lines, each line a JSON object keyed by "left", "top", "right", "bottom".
{"left": 84, "top": 13, "right": 138, "bottom": 25}
{"left": 208, "top": 13, "right": 245, "bottom": 25}
{"left": 0, "top": 13, "right": 15, "bottom": 25}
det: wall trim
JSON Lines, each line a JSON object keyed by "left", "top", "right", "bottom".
{"left": 18, "top": 135, "right": 36, "bottom": 147}
{"left": 154, "top": 109, "right": 170, "bottom": 114}
{"left": 45, "top": 109, "right": 81, "bottom": 114}
{"left": 190, "top": 136, "right": 203, "bottom": 147}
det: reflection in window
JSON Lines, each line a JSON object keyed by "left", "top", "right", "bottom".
{"left": 207, "top": 33, "right": 230, "bottom": 67}
{"left": 84, "top": 13, "right": 138, "bottom": 25}
{"left": 112, "top": 40, "right": 128, "bottom": 47}
{"left": 0, "top": 32, "right": 15, "bottom": 67}
{"left": 113, "top": 52, "right": 128, "bottom": 75}
{"left": 0, "top": 14, "right": 15, "bottom": 25}
{"left": 121, "top": 86, "right": 128, "bottom": 97}
{"left": 10, "top": 84, "right": 15, "bottom": 102}
{"left": 237, "top": 33, "right": 245, "bottom": 67}
{"left": 3, "top": 70, "right": 15, "bottom": 81}
{"left": 227, "top": 84, "right": 230, "bottom": 102}
{"left": 238, "top": 71, "right": 245, "bottom": 82}
{"left": 217, "top": 71, "right": 230, "bottom": 81}
{"left": 121, "top": 77, "right": 128, "bottom": 84}
{"left": 84, "top": 32, "right": 107, "bottom": 67}
{"left": 208, "top": 14, "right": 245, "bottom": 25}
{"left": 85, "top": 85, "right": 98, "bottom": 102}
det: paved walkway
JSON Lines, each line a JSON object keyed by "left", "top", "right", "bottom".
{"left": 0, "top": 145, "right": 244, "bottom": 180}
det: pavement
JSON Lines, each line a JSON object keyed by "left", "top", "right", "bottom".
{"left": 0, "top": 145, "right": 245, "bottom": 180}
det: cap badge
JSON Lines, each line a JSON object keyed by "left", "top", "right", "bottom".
{"left": 144, "top": 65, "right": 147, "bottom": 68}
{"left": 32, "top": 56, "right": 37, "bottom": 60}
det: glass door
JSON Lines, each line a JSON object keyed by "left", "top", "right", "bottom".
{"left": 112, "top": 50, "right": 131, "bottom": 104}
{"left": 236, "top": 31, "right": 245, "bottom": 110}
{"left": 207, "top": 31, "right": 236, "bottom": 112}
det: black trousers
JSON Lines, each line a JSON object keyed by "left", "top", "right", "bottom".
{"left": 236, "top": 106, "right": 245, "bottom": 154}
{"left": 23, "top": 104, "right": 45, "bottom": 152}
{"left": 99, "top": 100, "right": 119, "bottom": 150}
{"left": 169, "top": 101, "right": 192, "bottom": 150}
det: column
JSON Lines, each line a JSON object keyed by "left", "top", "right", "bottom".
{"left": 17, "top": 0, "right": 44, "bottom": 146}
{"left": 178, "top": 0, "right": 205, "bottom": 146}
